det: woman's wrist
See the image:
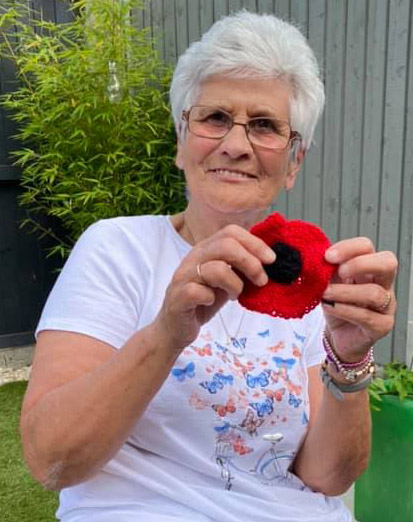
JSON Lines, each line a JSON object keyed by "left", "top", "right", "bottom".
{"left": 322, "top": 329, "right": 376, "bottom": 383}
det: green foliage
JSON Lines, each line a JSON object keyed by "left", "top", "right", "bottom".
{"left": 369, "top": 361, "right": 413, "bottom": 411}
{"left": 0, "top": 0, "right": 185, "bottom": 259}
{"left": 0, "top": 381, "right": 58, "bottom": 521}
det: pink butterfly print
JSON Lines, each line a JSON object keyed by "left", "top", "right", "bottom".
{"left": 287, "top": 381, "right": 302, "bottom": 395}
{"left": 192, "top": 344, "right": 212, "bottom": 356}
{"left": 240, "top": 409, "right": 264, "bottom": 436}
{"left": 232, "top": 435, "right": 253, "bottom": 456}
{"left": 233, "top": 357, "right": 254, "bottom": 374}
{"left": 189, "top": 391, "right": 210, "bottom": 410}
{"left": 267, "top": 341, "right": 285, "bottom": 353}
{"left": 212, "top": 398, "right": 236, "bottom": 417}
{"left": 292, "top": 345, "right": 302, "bottom": 358}
{"left": 264, "top": 388, "right": 286, "bottom": 402}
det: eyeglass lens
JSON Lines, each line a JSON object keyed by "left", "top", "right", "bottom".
{"left": 187, "top": 106, "right": 292, "bottom": 150}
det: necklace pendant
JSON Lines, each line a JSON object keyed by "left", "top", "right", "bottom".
{"left": 226, "top": 337, "right": 232, "bottom": 347}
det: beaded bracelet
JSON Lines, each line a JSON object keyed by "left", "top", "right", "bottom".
{"left": 322, "top": 330, "right": 375, "bottom": 382}
{"left": 320, "top": 360, "right": 375, "bottom": 401}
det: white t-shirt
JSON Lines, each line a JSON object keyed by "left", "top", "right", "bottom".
{"left": 36, "top": 215, "right": 352, "bottom": 522}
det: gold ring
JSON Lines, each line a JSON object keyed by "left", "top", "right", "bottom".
{"left": 377, "top": 290, "right": 391, "bottom": 313}
{"left": 196, "top": 263, "right": 205, "bottom": 285}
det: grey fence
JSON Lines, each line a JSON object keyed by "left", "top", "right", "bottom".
{"left": 1, "top": 0, "right": 412, "bottom": 364}
{"left": 135, "top": 0, "right": 413, "bottom": 364}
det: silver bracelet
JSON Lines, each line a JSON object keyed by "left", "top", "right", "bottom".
{"left": 320, "top": 361, "right": 374, "bottom": 401}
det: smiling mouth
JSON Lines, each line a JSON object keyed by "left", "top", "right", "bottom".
{"left": 209, "top": 168, "right": 257, "bottom": 179}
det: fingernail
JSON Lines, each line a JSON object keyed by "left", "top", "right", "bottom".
{"left": 321, "top": 298, "right": 335, "bottom": 307}
{"left": 258, "top": 273, "right": 269, "bottom": 286}
{"left": 325, "top": 248, "right": 339, "bottom": 263}
{"left": 264, "top": 249, "right": 276, "bottom": 264}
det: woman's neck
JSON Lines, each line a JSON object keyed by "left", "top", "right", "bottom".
{"left": 173, "top": 203, "right": 268, "bottom": 245}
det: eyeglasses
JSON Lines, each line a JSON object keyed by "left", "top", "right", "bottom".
{"left": 182, "top": 106, "right": 301, "bottom": 151}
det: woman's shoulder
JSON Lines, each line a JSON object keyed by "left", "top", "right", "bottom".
{"left": 69, "top": 215, "right": 170, "bottom": 266}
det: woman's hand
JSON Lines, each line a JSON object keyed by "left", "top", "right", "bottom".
{"left": 155, "top": 224, "right": 276, "bottom": 352}
{"left": 322, "top": 237, "right": 398, "bottom": 362}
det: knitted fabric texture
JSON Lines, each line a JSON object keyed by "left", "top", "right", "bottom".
{"left": 238, "top": 212, "right": 336, "bottom": 319}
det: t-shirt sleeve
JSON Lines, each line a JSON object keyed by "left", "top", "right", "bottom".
{"left": 303, "top": 305, "right": 326, "bottom": 368}
{"left": 36, "top": 219, "right": 147, "bottom": 349}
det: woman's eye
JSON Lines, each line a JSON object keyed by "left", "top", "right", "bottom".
{"left": 251, "top": 118, "right": 277, "bottom": 133}
{"left": 205, "top": 111, "right": 230, "bottom": 125}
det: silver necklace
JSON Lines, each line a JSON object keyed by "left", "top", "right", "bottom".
{"left": 218, "top": 308, "right": 246, "bottom": 353}
{"left": 184, "top": 214, "right": 247, "bottom": 354}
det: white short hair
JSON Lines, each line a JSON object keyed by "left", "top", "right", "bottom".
{"left": 170, "top": 11, "right": 325, "bottom": 150}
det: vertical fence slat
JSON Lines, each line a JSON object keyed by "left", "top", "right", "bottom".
{"left": 339, "top": 0, "right": 367, "bottom": 240}
{"left": 322, "top": 0, "right": 346, "bottom": 242}
{"left": 274, "top": 0, "right": 290, "bottom": 19}
{"left": 242, "top": 0, "right": 258, "bottom": 12}
{"left": 187, "top": 0, "right": 201, "bottom": 43}
{"left": 286, "top": 0, "right": 308, "bottom": 220}
{"left": 394, "top": 1, "right": 413, "bottom": 363}
{"left": 151, "top": 0, "right": 165, "bottom": 60}
{"left": 376, "top": 0, "right": 410, "bottom": 362}
{"left": 228, "top": 0, "right": 243, "bottom": 13}
{"left": 200, "top": 0, "right": 214, "bottom": 33}
{"left": 359, "top": 0, "right": 388, "bottom": 246}
{"left": 213, "top": 0, "right": 229, "bottom": 20}
{"left": 175, "top": 0, "right": 189, "bottom": 58}
{"left": 305, "top": 0, "right": 325, "bottom": 226}
{"left": 163, "top": 0, "right": 177, "bottom": 63}
{"left": 257, "top": 0, "right": 274, "bottom": 14}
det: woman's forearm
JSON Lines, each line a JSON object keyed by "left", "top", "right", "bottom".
{"left": 21, "top": 323, "right": 178, "bottom": 490}
{"left": 292, "top": 380, "right": 371, "bottom": 496}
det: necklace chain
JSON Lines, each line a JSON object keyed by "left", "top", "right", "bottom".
{"left": 218, "top": 309, "right": 246, "bottom": 347}
{"left": 184, "top": 213, "right": 246, "bottom": 349}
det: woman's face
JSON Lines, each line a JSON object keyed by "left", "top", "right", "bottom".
{"left": 176, "top": 76, "right": 302, "bottom": 218}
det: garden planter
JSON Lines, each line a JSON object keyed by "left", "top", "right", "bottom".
{"left": 355, "top": 394, "right": 413, "bottom": 522}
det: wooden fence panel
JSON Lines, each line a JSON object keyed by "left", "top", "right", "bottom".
{"left": 139, "top": 0, "right": 412, "bottom": 363}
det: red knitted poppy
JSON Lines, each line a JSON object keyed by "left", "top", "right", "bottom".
{"left": 238, "top": 212, "right": 336, "bottom": 319}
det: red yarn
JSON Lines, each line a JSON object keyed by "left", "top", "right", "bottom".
{"left": 238, "top": 212, "right": 337, "bottom": 319}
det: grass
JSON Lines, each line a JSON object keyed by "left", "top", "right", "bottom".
{"left": 0, "top": 381, "right": 58, "bottom": 521}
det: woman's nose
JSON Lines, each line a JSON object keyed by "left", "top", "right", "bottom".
{"left": 218, "top": 123, "right": 253, "bottom": 158}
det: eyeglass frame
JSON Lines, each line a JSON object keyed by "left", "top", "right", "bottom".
{"left": 181, "top": 105, "right": 302, "bottom": 151}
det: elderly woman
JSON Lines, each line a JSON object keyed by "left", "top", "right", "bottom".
{"left": 21, "top": 11, "right": 397, "bottom": 522}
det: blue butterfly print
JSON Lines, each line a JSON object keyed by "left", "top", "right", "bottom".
{"left": 214, "top": 422, "right": 231, "bottom": 434}
{"left": 288, "top": 393, "right": 302, "bottom": 408}
{"left": 272, "top": 356, "right": 296, "bottom": 370}
{"left": 301, "top": 411, "right": 309, "bottom": 425}
{"left": 232, "top": 337, "right": 247, "bottom": 349}
{"left": 171, "top": 362, "right": 195, "bottom": 382}
{"left": 200, "top": 379, "right": 222, "bottom": 394}
{"left": 246, "top": 370, "right": 270, "bottom": 388}
{"left": 200, "top": 373, "right": 234, "bottom": 394}
{"left": 215, "top": 341, "right": 227, "bottom": 353}
{"left": 293, "top": 331, "right": 306, "bottom": 343}
{"left": 250, "top": 397, "right": 274, "bottom": 418}
{"left": 258, "top": 329, "right": 270, "bottom": 338}
{"left": 214, "top": 373, "right": 234, "bottom": 386}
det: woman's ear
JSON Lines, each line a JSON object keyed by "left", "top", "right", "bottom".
{"left": 175, "top": 124, "right": 185, "bottom": 170}
{"left": 285, "top": 147, "right": 305, "bottom": 191}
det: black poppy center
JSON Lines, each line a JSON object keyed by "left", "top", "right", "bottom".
{"left": 264, "top": 242, "right": 302, "bottom": 284}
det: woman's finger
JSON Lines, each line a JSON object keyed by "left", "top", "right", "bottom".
{"left": 323, "top": 283, "right": 396, "bottom": 314}
{"left": 325, "top": 237, "right": 375, "bottom": 265}
{"left": 188, "top": 236, "right": 271, "bottom": 288}
{"left": 331, "top": 251, "right": 397, "bottom": 289}
{"left": 322, "top": 301, "right": 395, "bottom": 341}
{"left": 195, "top": 260, "right": 245, "bottom": 300}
